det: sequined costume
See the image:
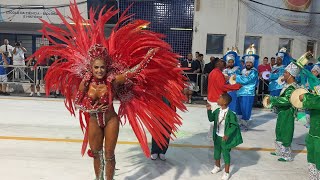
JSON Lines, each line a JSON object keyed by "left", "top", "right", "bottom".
{"left": 235, "top": 47, "right": 259, "bottom": 130}
{"left": 269, "top": 55, "right": 311, "bottom": 162}
{"left": 223, "top": 49, "right": 241, "bottom": 113}
{"left": 302, "top": 93, "right": 320, "bottom": 180}
{"left": 28, "top": 1, "right": 187, "bottom": 160}
{"left": 269, "top": 83, "right": 298, "bottom": 161}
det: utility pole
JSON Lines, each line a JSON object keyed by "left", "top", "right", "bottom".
{"left": 235, "top": 0, "right": 241, "bottom": 48}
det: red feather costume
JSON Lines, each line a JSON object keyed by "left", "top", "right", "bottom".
{"left": 28, "top": 1, "right": 187, "bottom": 157}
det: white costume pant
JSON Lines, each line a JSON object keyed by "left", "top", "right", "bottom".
{"left": 13, "top": 61, "right": 25, "bottom": 81}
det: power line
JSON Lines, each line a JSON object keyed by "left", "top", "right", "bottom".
{"left": 248, "top": 0, "right": 320, "bottom": 14}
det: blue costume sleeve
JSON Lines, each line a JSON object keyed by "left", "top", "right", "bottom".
{"left": 269, "top": 67, "right": 284, "bottom": 81}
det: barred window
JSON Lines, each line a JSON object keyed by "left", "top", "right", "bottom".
{"left": 206, "top": 34, "right": 225, "bottom": 54}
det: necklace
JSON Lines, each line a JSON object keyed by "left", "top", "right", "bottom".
{"left": 217, "top": 110, "right": 228, "bottom": 132}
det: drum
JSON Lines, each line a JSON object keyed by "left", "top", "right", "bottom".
{"left": 229, "top": 75, "right": 236, "bottom": 85}
{"left": 277, "top": 76, "right": 285, "bottom": 85}
{"left": 262, "top": 71, "right": 270, "bottom": 80}
{"left": 262, "top": 95, "right": 271, "bottom": 108}
{"left": 290, "top": 88, "right": 309, "bottom": 109}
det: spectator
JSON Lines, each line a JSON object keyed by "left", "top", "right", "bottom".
{"left": 195, "top": 51, "right": 200, "bottom": 59}
{"left": 197, "top": 54, "right": 205, "bottom": 73}
{"left": 257, "top": 57, "right": 271, "bottom": 99}
{"left": 27, "top": 57, "right": 41, "bottom": 97}
{"left": 0, "top": 39, "right": 13, "bottom": 59}
{"left": 0, "top": 39, "right": 14, "bottom": 81}
{"left": 13, "top": 41, "right": 27, "bottom": 81}
{"left": 0, "top": 51, "right": 11, "bottom": 95}
{"left": 204, "top": 57, "right": 216, "bottom": 74}
{"left": 48, "top": 56, "right": 61, "bottom": 98}
{"left": 181, "top": 53, "right": 201, "bottom": 103}
{"left": 258, "top": 57, "right": 271, "bottom": 77}
{"left": 195, "top": 54, "right": 205, "bottom": 94}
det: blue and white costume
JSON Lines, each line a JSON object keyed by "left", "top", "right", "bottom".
{"left": 269, "top": 48, "right": 291, "bottom": 96}
{"left": 235, "top": 46, "right": 259, "bottom": 130}
{"left": 223, "top": 50, "right": 241, "bottom": 112}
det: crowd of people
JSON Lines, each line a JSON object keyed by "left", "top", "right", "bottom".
{"left": 0, "top": 39, "right": 60, "bottom": 97}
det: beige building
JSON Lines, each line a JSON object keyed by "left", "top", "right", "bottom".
{"left": 192, "top": 0, "right": 320, "bottom": 63}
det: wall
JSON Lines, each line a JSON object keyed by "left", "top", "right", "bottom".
{"left": 193, "top": 0, "right": 320, "bottom": 63}
{"left": 120, "top": 0, "right": 195, "bottom": 58}
{"left": 0, "top": 0, "right": 195, "bottom": 59}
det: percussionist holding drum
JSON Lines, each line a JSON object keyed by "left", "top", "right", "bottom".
{"left": 269, "top": 48, "right": 292, "bottom": 96}
{"left": 264, "top": 52, "right": 312, "bottom": 162}
{"left": 230, "top": 45, "right": 259, "bottom": 131}
{"left": 292, "top": 57, "right": 320, "bottom": 179}
{"left": 297, "top": 87, "right": 320, "bottom": 179}
{"left": 222, "top": 47, "right": 241, "bottom": 112}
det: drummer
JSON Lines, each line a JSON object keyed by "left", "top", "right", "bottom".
{"left": 303, "top": 63, "right": 320, "bottom": 128}
{"left": 298, "top": 91, "right": 320, "bottom": 180}
{"left": 222, "top": 48, "right": 241, "bottom": 112}
{"left": 292, "top": 55, "right": 320, "bottom": 179}
{"left": 267, "top": 53, "right": 310, "bottom": 162}
{"left": 297, "top": 63, "right": 320, "bottom": 179}
{"left": 269, "top": 48, "right": 292, "bottom": 96}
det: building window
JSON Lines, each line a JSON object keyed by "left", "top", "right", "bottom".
{"left": 36, "top": 37, "right": 49, "bottom": 50}
{"left": 279, "top": 38, "right": 293, "bottom": 53}
{"left": 244, "top": 36, "right": 260, "bottom": 55}
{"left": 307, "top": 40, "right": 316, "bottom": 54}
{"left": 206, "top": 34, "right": 225, "bottom": 54}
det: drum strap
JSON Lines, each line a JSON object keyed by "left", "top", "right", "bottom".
{"left": 308, "top": 133, "right": 320, "bottom": 139}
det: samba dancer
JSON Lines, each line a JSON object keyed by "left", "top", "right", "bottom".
{"left": 28, "top": 2, "right": 187, "bottom": 179}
